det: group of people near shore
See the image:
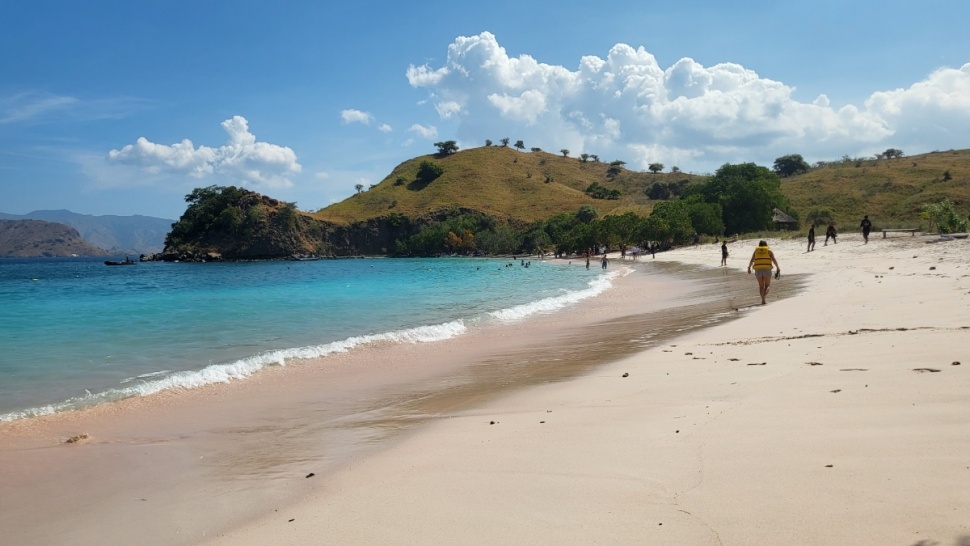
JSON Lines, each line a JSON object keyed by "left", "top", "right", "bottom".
{"left": 731, "top": 214, "right": 873, "bottom": 305}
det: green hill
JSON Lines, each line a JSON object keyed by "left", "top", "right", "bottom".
{"left": 161, "top": 147, "right": 970, "bottom": 260}
{"left": 311, "top": 146, "right": 702, "bottom": 225}
{"left": 781, "top": 149, "right": 970, "bottom": 230}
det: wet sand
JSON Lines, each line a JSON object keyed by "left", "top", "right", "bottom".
{"left": 0, "top": 259, "right": 787, "bottom": 545}
{"left": 204, "top": 235, "right": 969, "bottom": 546}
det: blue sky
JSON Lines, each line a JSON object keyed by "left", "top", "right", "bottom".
{"left": 2, "top": 1, "right": 968, "bottom": 220}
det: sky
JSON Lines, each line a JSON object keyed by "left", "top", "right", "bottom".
{"left": 2, "top": 1, "right": 969, "bottom": 220}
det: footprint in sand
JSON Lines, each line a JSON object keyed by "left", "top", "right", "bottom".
{"left": 64, "top": 433, "right": 90, "bottom": 444}
{"left": 807, "top": 362, "right": 824, "bottom": 366}
{"left": 839, "top": 368, "right": 868, "bottom": 372}
{"left": 747, "top": 362, "right": 766, "bottom": 366}
{"left": 912, "top": 368, "right": 941, "bottom": 373}
{"left": 830, "top": 389, "right": 842, "bottom": 393}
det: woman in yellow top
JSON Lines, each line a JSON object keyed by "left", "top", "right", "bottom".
{"left": 747, "top": 240, "right": 781, "bottom": 305}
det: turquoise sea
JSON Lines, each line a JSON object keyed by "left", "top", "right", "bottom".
{"left": 0, "top": 256, "right": 620, "bottom": 420}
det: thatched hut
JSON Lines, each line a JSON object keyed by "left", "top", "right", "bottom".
{"left": 772, "top": 208, "right": 799, "bottom": 230}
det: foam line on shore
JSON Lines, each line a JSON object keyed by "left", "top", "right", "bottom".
{"left": 490, "top": 266, "right": 630, "bottom": 322}
{"left": 1, "top": 268, "right": 623, "bottom": 422}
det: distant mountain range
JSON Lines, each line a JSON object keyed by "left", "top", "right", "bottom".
{"left": 0, "top": 210, "right": 174, "bottom": 255}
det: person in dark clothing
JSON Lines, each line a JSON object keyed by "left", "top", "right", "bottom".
{"left": 860, "top": 215, "right": 872, "bottom": 244}
{"left": 825, "top": 223, "right": 837, "bottom": 245}
{"left": 807, "top": 224, "right": 816, "bottom": 252}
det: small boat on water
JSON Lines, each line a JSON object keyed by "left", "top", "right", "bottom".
{"left": 104, "top": 257, "right": 136, "bottom": 266}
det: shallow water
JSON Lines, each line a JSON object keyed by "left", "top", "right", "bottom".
{"left": 0, "top": 256, "right": 618, "bottom": 419}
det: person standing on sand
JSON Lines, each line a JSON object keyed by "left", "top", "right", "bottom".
{"left": 721, "top": 241, "right": 729, "bottom": 266}
{"left": 860, "top": 215, "right": 872, "bottom": 244}
{"left": 807, "top": 224, "right": 816, "bottom": 252}
{"left": 747, "top": 240, "right": 781, "bottom": 305}
{"left": 825, "top": 223, "right": 837, "bottom": 245}
{"left": 601, "top": 254, "right": 609, "bottom": 269}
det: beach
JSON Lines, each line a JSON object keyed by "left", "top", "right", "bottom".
{"left": 2, "top": 233, "right": 969, "bottom": 544}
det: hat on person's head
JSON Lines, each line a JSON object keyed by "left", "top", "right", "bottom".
{"left": 759, "top": 240, "right": 768, "bottom": 246}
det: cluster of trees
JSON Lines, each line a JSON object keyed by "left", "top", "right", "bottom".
{"left": 165, "top": 185, "right": 298, "bottom": 251}
{"left": 391, "top": 162, "right": 793, "bottom": 257}
{"left": 584, "top": 182, "right": 621, "bottom": 200}
{"left": 646, "top": 179, "right": 690, "bottom": 200}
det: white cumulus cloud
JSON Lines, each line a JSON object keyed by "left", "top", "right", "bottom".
{"left": 108, "top": 115, "right": 301, "bottom": 188}
{"left": 409, "top": 123, "right": 437, "bottom": 139}
{"left": 341, "top": 109, "right": 373, "bottom": 124}
{"left": 407, "top": 32, "right": 970, "bottom": 171}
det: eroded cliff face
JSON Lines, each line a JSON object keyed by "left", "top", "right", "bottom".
{"left": 0, "top": 219, "right": 109, "bottom": 257}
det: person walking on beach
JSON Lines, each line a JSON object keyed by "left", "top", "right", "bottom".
{"left": 747, "top": 240, "right": 781, "bottom": 305}
{"left": 721, "top": 241, "right": 729, "bottom": 266}
{"left": 601, "top": 254, "right": 609, "bottom": 269}
{"left": 824, "top": 223, "right": 837, "bottom": 245}
{"left": 860, "top": 215, "right": 872, "bottom": 244}
{"left": 807, "top": 224, "right": 816, "bottom": 252}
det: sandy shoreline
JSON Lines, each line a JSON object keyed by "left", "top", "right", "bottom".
{"left": 3, "top": 234, "right": 968, "bottom": 545}
{"left": 205, "top": 233, "right": 968, "bottom": 545}
{"left": 1, "top": 256, "right": 745, "bottom": 545}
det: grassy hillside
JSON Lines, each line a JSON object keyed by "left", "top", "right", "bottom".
{"left": 311, "top": 146, "right": 701, "bottom": 225}
{"left": 782, "top": 149, "right": 970, "bottom": 230}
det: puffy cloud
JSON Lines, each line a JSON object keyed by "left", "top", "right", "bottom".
{"left": 378, "top": 123, "right": 392, "bottom": 133}
{"left": 407, "top": 32, "right": 970, "bottom": 171}
{"left": 108, "top": 115, "right": 300, "bottom": 188}
{"left": 863, "top": 63, "right": 970, "bottom": 149}
{"left": 409, "top": 123, "right": 437, "bottom": 139}
{"left": 341, "top": 109, "right": 373, "bottom": 124}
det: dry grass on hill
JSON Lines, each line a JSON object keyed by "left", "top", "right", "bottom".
{"left": 310, "top": 146, "right": 702, "bottom": 225}
{"left": 310, "top": 145, "right": 970, "bottom": 233}
{"left": 782, "top": 149, "right": 970, "bottom": 229}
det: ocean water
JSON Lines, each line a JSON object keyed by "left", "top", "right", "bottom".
{"left": 0, "top": 256, "right": 622, "bottom": 420}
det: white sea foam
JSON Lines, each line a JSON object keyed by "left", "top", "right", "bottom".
{"left": 489, "top": 267, "right": 630, "bottom": 322}
{"left": 0, "top": 320, "right": 467, "bottom": 422}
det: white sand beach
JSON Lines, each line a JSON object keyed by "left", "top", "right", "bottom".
{"left": 2, "top": 232, "right": 968, "bottom": 545}
{"left": 206, "top": 233, "right": 970, "bottom": 545}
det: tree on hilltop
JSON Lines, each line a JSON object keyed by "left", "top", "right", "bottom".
{"left": 607, "top": 160, "right": 625, "bottom": 179}
{"left": 560, "top": 149, "right": 570, "bottom": 158}
{"left": 648, "top": 162, "right": 664, "bottom": 174}
{"left": 514, "top": 140, "right": 525, "bottom": 151}
{"left": 500, "top": 137, "right": 510, "bottom": 147}
{"left": 773, "top": 154, "right": 810, "bottom": 177}
{"left": 434, "top": 140, "right": 459, "bottom": 155}
{"left": 881, "top": 148, "right": 904, "bottom": 160}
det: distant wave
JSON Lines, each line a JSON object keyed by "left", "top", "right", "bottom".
{"left": 0, "top": 320, "right": 467, "bottom": 421}
{"left": 489, "top": 267, "right": 630, "bottom": 322}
